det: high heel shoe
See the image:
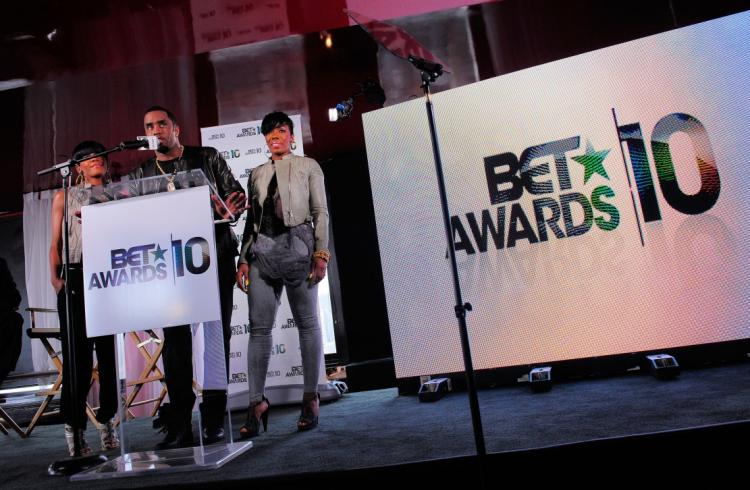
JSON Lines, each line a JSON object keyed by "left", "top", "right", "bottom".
{"left": 297, "top": 393, "right": 320, "bottom": 432}
{"left": 239, "top": 396, "right": 270, "bottom": 439}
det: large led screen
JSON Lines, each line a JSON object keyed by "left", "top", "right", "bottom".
{"left": 363, "top": 11, "right": 750, "bottom": 378}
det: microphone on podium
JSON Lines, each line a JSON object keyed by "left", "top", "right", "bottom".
{"left": 120, "top": 136, "right": 159, "bottom": 150}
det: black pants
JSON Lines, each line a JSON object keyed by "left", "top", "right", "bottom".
{"left": 161, "top": 252, "right": 236, "bottom": 425}
{"left": 57, "top": 266, "right": 117, "bottom": 429}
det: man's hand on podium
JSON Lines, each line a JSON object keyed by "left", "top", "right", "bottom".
{"left": 212, "top": 191, "right": 248, "bottom": 221}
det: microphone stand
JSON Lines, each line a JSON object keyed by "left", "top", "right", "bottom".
{"left": 408, "top": 55, "right": 488, "bottom": 481}
{"left": 37, "top": 145, "right": 126, "bottom": 476}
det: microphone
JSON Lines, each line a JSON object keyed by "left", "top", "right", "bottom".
{"left": 120, "top": 136, "right": 159, "bottom": 150}
{"left": 407, "top": 55, "right": 443, "bottom": 77}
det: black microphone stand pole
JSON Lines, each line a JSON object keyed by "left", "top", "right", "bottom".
{"left": 409, "top": 55, "right": 487, "bottom": 482}
{"left": 37, "top": 145, "right": 126, "bottom": 476}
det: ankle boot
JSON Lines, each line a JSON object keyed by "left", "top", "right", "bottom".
{"left": 64, "top": 424, "right": 92, "bottom": 457}
{"left": 99, "top": 419, "right": 120, "bottom": 451}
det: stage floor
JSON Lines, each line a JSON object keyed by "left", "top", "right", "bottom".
{"left": 1, "top": 361, "right": 749, "bottom": 488}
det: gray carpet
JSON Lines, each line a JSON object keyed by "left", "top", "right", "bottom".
{"left": 1, "top": 361, "right": 749, "bottom": 489}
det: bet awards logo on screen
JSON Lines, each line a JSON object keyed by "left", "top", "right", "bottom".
{"left": 88, "top": 236, "right": 211, "bottom": 290}
{"left": 453, "top": 112, "right": 720, "bottom": 255}
{"left": 617, "top": 113, "right": 720, "bottom": 223}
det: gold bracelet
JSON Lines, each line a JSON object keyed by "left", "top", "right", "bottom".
{"left": 312, "top": 250, "right": 330, "bottom": 263}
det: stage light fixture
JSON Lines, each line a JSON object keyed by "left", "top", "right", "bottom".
{"left": 645, "top": 354, "right": 680, "bottom": 379}
{"left": 418, "top": 377, "right": 451, "bottom": 402}
{"left": 328, "top": 98, "right": 354, "bottom": 122}
{"left": 328, "top": 80, "right": 386, "bottom": 122}
{"left": 529, "top": 367, "right": 552, "bottom": 392}
{"left": 331, "top": 380, "right": 348, "bottom": 395}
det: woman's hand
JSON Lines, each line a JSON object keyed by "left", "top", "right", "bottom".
{"left": 51, "top": 276, "right": 65, "bottom": 294}
{"left": 309, "top": 257, "right": 327, "bottom": 285}
{"left": 236, "top": 263, "right": 250, "bottom": 292}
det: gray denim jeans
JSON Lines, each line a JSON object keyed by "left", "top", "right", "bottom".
{"left": 246, "top": 259, "right": 322, "bottom": 404}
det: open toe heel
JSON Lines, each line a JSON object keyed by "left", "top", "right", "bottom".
{"left": 239, "top": 396, "right": 270, "bottom": 439}
{"left": 297, "top": 393, "right": 320, "bottom": 432}
{"left": 240, "top": 395, "right": 271, "bottom": 439}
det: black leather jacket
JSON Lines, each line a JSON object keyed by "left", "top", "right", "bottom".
{"left": 129, "top": 146, "right": 244, "bottom": 258}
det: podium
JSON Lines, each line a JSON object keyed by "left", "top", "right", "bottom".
{"left": 70, "top": 170, "right": 251, "bottom": 481}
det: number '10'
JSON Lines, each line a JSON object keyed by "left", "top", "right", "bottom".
{"left": 618, "top": 113, "right": 720, "bottom": 222}
{"left": 172, "top": 237, "right": 210, "bottom": 277}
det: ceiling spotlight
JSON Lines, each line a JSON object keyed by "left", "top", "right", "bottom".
{"left": 320, "top": 30, "right": 333, "bottom": 49}
{"left": 328, "top": 98, "right": 354, "bottom": 122}
{"left": 46, "top": 29, "right": 59, "bottom": 42}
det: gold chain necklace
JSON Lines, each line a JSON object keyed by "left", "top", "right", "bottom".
{"left": 155, "top": 145, "right": 184, "bottom": 192}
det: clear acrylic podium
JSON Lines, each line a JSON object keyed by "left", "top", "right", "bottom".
{"left": 71, "top": 170, "right": 252, "bottom": 481}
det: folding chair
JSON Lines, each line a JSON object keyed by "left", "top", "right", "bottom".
{"left": 0, "top": 400, "right": 26, "bottom": 437}
{"left": 24, "top": 308, "right": 101, "bottom": 436}
{"left": 0, "top": 391, "right": 26, "bottom": 437}
{"left": 123, "top": 330, "right": 168, "bottom": 419}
